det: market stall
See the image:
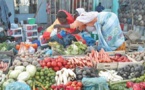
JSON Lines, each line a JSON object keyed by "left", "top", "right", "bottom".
{"left": 0, "top": 39, "right": 145, "bottom": 90}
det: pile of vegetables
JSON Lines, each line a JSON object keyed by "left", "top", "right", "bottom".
{"left": 10, "top": 53, "right": 40, "bottom": 69}
{"left": 55, "top": 68, "right": 76, "bottom": 85}
{"left": 0, "top": 60, "right": 9, "bottom": 72}
{"left": 8, "top": 65, "right": 36, "bottom": 82}
{"left": 65, "top": 41, "right": 87, "bottom": 55}
{"left": 16, "top": 43, "right": 38, "bottom": 51}
{"left": 48, "top": 42, "right": 65, "bottom": 55}
{"left": 127, "top": 52, "right": 145, "bottom": 61}
{"left": 88, "top": 49, "right": 112, "bottom": 63}
{"left": 29, "top": 67, "right": 56, "bottom": 89}
{"left": 99, "top": 70, "right": 123, "bottom": 82}
{"left": 126, "top": 81, "right": 145, "bottom": 90}
{"left": 51, "top": 81, "right": 82, "bottom": 90}
{"left": 110, "top": 54, "right": 131, "bottom": 62}
{"left": 40, "top": 56, "right": 68, "bottom": 71}
{"left": 117, "top": 64, "right": 145, "bottom": 79}
{"left": 66, "top": 56, "right": 94, "bottom": 68}
{"left": 0, "top": 42, "right": 15, "bottom": 51}
{"left": 74, "top": 67, "right": 98, "bottom": 80}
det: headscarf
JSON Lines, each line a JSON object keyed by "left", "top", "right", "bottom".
{"left": 58, "top": 10, "right": 76, "bottom": 33}
{"left": 75, "top": 8, "right": 98, "bottom": 24}
{"left": 76, "top": 8, "right": 86, "bottom": 15}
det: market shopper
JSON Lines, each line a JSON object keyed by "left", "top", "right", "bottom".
{"left": 54, "top": 8, "right": 126, "bottom": 51}
{"left": 43, "top": 10, "right": 76, "bottom": 40}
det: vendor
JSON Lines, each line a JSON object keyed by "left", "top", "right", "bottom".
{"left": 54, "top": 8, "right": 126, "bottom": 51}
{"left": 43, "top": 10, "right": 76, "bottom": 40}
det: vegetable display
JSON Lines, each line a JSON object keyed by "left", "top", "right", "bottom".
{"left": 110, "top": 54, "right": 131, "bottom": 62}
{"left": 51, "top": 81, "right": 82, "bottom": 90}
{"left": 30, "top": 67, "right": 56, "bottom": 89}
{"left": 55, "top": 68, "right": 76, "bottom": 85}
{"left": 65, "top": 41, "right": 87, "bottom": 55}
{"left": 99, "top": 70, "right": 123, "bottom": 82}
{"left": 40, "top": 56, "right": 68, "bottom": 71}
{"left": 127, "top": 52, "right": 145, "bottom": 61}
{"left": 117, "top": 64, "right": 145, "bottom": 79}
{"left": 0, "top": 42, "right": 15, "bottom": 51}
{"left": 74, "top": 67, "right": 98, "bottom": 80}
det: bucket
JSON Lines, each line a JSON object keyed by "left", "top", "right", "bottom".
{"left": 91, "top": 31, "right": 98, "bottom": 40}
{"left": 28, "top": 18, "right": 36, "bottom": 24}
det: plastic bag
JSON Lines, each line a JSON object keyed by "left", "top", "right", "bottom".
{"left": 28, "top": 46, "right": 35, "bottom": 54}
{"left": 50, "top": 29, "right": 57, "bottom": 37}
{"left": 5, "top": 82, "right": 31, "bottom": 90}
{"left": 82, "top": 77, "right": 109, "bottom": 90}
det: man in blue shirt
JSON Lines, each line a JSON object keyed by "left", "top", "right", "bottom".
{"left": 96, "top": 2, "right": 105, "bottom": 12}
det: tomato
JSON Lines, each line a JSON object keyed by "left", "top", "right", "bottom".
{"left": 72, "top": 81, "right": 78, "bottom": 85}
{"left": 66, "top": 81, "right": 72, "bottom": 86}
{"left": 51, "top": 85, "right": 56, "bottom": 89}
{"left": 73, "top": 86, "right": 77, "bottom": 90}
{"left": 51, "top": 61, "right": 57, "bottom": 67}
{"left": 57, "top": 62, "right": 62, "bottom": 67}
{"left": 63, "top": 60, "right": 67, "bottom": 65}
{"left": 53, "top": 67, "right": 60, "bottom": 71}
{"left": 77, "top": 82, "right": 83, "bottom": 87}
{"left": 65, "top": 65, "right": 69, "bottom": 68}
{"left": 41, "top": 61, "right": 46, "bottom": 67}
{"left": 76, "top": 87, "right": 81, "bottom": 90}
{"left": 47, "top": 62, "right": 51, "bottom": 68}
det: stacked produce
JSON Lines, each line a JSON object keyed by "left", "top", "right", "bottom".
{"left": 74, "top": 67, "right": 98, "bottom": 80}
{"left": 10, "top": 52, "right": 41, "bottom": 69}
{"left": 0, "top": 42, "right": 15, "bottom": 51}
{"left": 127, "top": 52, "right": 145, "bottom": 61}
{"left": 65, "top": 41, "right": 87, "bottom": 55}
{"left": 30, "top": 67, "right": 56, "bottom": 89}
{"left": 117, "top": 64, "right": 145, "bottom": 79}
{"left": 66, "top": 56, "right": 94, "bottom": 68}
{"left": 110, "top": 54, "right": 131, "bottom": 62}
{"left": 99, "top": 70, "right": 123, "bottom": 82}
{"left": 51, "top": 81, "right": 82, "bottom": 90}
{"left": 88, "top": 49, "right": 112, "bottom": 63}
{"left": 40, "top": 56, "right": 68, "bottom": 71}
{"left": 55, "top": 68, "right": 76, "bottom": 85}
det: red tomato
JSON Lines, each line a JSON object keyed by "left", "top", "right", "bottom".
{"left": 77, "top": 82, "right": 83, "bottom": 87}
{"left": 66, "top": 81, "right": 72, "bottom": 86}
{"left": 53, "top": 67, "right": 60, "bottom": 71}
{"left": 51, "top": 61, "right": 57, "bottom": 67}
{"left": 41, "top": 61, "right": 46, "bottom": 67}
{"left": 63, "top": 60, "right": 67, "bottom": 65}
{"left": 76, "top": 87, "right": 81, "bottom": 90}
{"left": 51, "top": 85, "right": 56, "bottom": 89}
{"left": 73, "top": 87, "right": 77, "bottom": 90}
{"left": 72, "top": 81, "right": 78, "bottom": 85}
{"left": 57, "top": 62, "right": 62, "bottom": 67}
{"left": 47, "top": 62, "right": 51, "bottom": 68}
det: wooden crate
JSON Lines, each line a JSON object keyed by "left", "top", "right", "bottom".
{"left": 107, "top": 51, "right": 126, "bottom": 56}
{"left": 96, "top": 62, "right": 118, "bottom": 70}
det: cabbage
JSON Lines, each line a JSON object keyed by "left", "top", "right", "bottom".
{"left": 17, "top": 72, "right": 30, "bottom": 81}
{"left": 26, "top": 65, "right": 36, "bottom": 77}
{"left": 3, "top": 79, "right": 15, "bottom": 90}
{"left": 14, "top": 66, "right": 25, "bottom": 72}
{"left": 9, "top": 70, "right": 22, "bottom": 79}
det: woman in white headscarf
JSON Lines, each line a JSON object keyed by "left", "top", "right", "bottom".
{"left": 54, "top": 8, "right": 125, "bottom": 51}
